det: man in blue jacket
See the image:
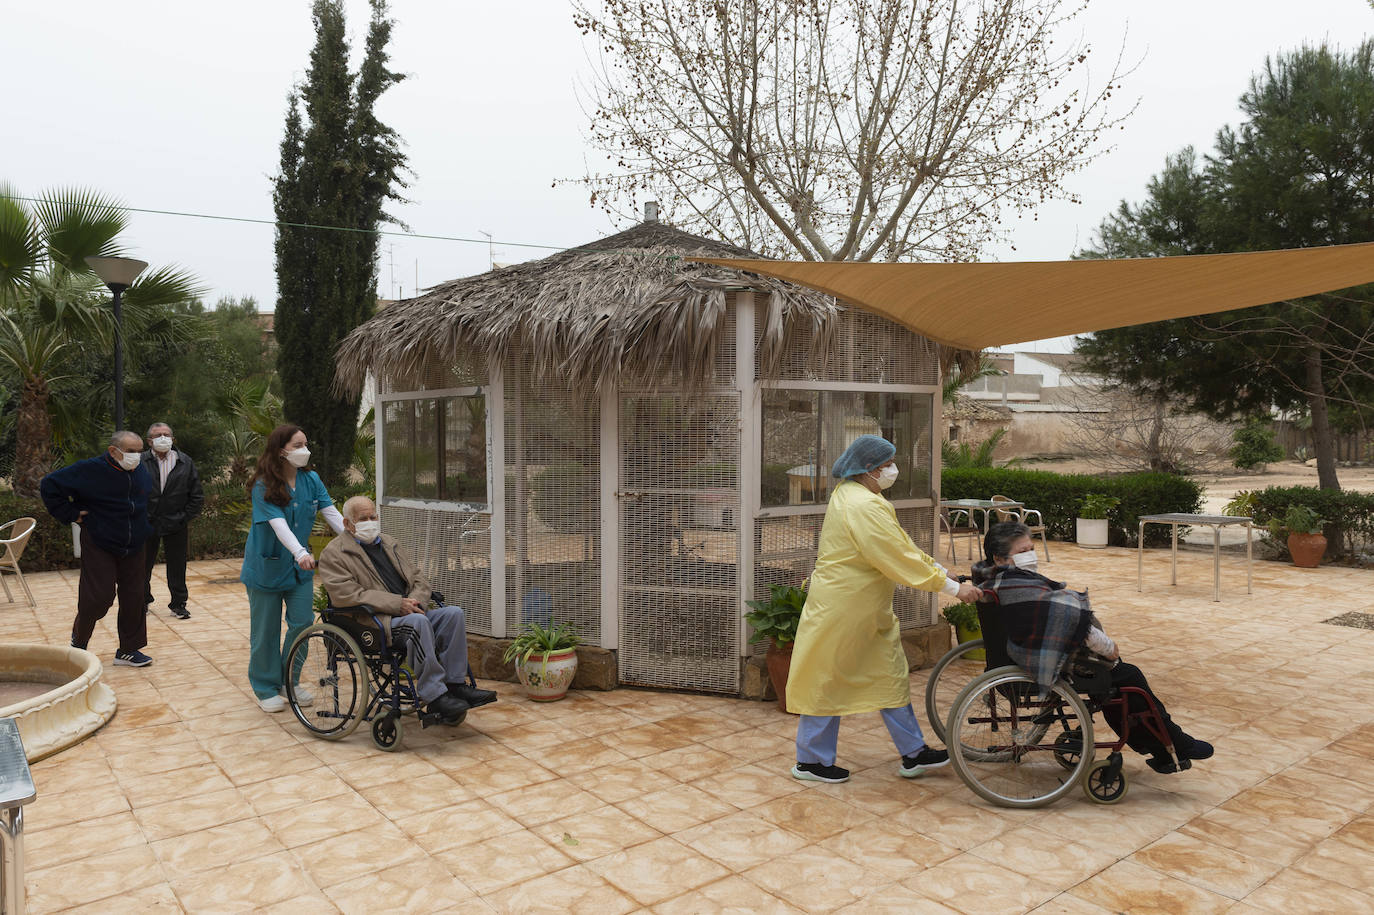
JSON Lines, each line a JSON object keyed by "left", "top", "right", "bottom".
{"left": 40, "top": 430, "right": 155, "bottom": 667}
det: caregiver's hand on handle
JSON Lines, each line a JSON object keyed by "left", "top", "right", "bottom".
{"left": 955, "top": 580, "right": 982, "bottom": 603}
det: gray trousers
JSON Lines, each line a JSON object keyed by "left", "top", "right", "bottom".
{"left": 391, "top": 605, "right": 469, "bottom": 703}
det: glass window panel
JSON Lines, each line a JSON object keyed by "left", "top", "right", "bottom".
{"left": 442, "top": 395, "right": 488, "bottom": 503}
{"left": 761, "top": 390, "right": 824, "bottom": 506}
{"left": 413, "top": 398, "right": 440, "bottom": 499}
{"left": 382, "top": 400, "right": 416, "bottom": 499}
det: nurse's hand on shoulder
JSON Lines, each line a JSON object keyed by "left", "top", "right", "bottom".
{"left": 955, "top": 581, "right": 983, "bottom": 603}
{"left": 295, "top": 553, "right": 316, "bottom": 571}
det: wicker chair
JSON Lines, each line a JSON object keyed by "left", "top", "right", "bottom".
{"left": 991, "top": 495, "right": 1050, "bottom": 562}
{"left": 0, "top": 518, "right": 37, "bottom": 608}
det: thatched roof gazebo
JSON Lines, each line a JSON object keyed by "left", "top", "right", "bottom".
{"left": 336, "top": 213, "right": 945, "bottom": 695}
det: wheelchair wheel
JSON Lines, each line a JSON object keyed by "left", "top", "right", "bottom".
{"left": 285, "top": 624, "right": 369, "bottom": 740}
{"left": 372, "top": 713, "right": 403, "bottom": 752}
{"left": 948, "top": 667, "right": 1094, "bottom": 808}
{"left": 1084, "top": 757, "right": 1128, "bottom": 804}
{"left": 924, "top": 638, "right": 986, "bottom": 744}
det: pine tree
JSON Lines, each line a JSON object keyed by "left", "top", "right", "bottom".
{"left": 273, "top": 0, "right": 407, "bottom": 486}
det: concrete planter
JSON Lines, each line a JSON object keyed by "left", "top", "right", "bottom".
{"left": 1076, "top": 518, "right": 1109, "bottom": 549}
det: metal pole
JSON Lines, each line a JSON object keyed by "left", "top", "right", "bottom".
{"left": 1170, "top": 523, "right": 1178, "bottom": 586}
{"left": 112, "top": 285, "right": 124, "bottom": 431}
{"left": 1137, "top": 521, "right": 1144, "bottom": 592}
{"left": 1246, "top": 521, "right": 1253, "bottom": 594}
{"left": 1212, "top": 525, "right": 1221, "bottom": 602}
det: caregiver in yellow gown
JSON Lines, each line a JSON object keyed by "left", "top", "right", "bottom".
{"left": 788, "top": 434, "right": 984, "bottom": 784}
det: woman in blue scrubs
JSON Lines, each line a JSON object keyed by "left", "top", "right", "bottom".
{"left": 240, "top": 424, "right": 345, "bottom": 712}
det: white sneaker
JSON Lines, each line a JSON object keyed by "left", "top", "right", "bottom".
{"left": 258, "top": 694, "right": 287, "bottom": 713}
{"left": 283, "top": 684, "right": 314, "bottom": 706}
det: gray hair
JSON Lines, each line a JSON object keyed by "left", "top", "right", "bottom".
{"left": 341, "top": 495, "right": 376, "bottom": 522}
{"left": 984, "top": 521, "right": 1032, "bottom": 562}
{"left": 146, "top": 421, "right": 173, "bottom": 438}
{"left": 110, "top": 430, "right": 142, "bottom": 450}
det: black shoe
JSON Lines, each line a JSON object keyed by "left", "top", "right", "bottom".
{"left": 114, "top": 649, "right": 154, "bottom": 668}
{"left": 1181, "top": 737, "right": 1213, "bottom": 761}
{"left": 70, "top": 638, "right": 87, "bottom": 651}
{"left": 170, "top": 606, "right": 191, "bottom": 620}
{"left": 791, "top": 762, "right": 850, "bottom": 783}
{"left": 448, "top": 683, "right": 497, "bottom": 708}
{"left": 426, "top": 693, "right": 469, "bottom": 724}
{"left": 1147, "top": 753, "right": 1179, "bottom": 774}
{"left": 899, "top": 746, "right": 950, "bottom": 777}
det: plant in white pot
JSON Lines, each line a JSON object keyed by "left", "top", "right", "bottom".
{"left": 1076, "top": 493, "right": 1119, "bottom": 549}
{"left": 503, "top": 621, "right": 581, "bottom": 701}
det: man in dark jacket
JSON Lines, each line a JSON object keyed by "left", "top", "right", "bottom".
{"left": 141, "top": 422, "right": 204, "bottom": 620}
{"left": 40, "top": 430, "right": 155, "bottom": 667}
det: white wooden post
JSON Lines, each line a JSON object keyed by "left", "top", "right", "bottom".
{"left": 599, "top": 382, "right": 620, "bottom": 650}
{"left": 487, "top": 362, "right": 507, "bottom": 638}
{"left": 735, "top": 292, "right": 758, "bottom": 657}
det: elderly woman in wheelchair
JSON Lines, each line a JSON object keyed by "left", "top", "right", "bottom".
{"left": 929, "top": 521, "right": 1212, "bottom": 807}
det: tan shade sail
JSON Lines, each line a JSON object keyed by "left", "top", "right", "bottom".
{"left": 693, "top": 242, "right": 1374, "bottom": 349}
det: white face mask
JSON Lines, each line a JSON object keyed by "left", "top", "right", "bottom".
{"left": 1011, "top": 550, "right": 1038, "bottom": 571}
{"left": 284, "top": 446, "right": 311, "bottom": 468}
{"left": 116, "top": 449, "right": 141, "bottom": 471}
{"left": 872, "top": 464, "right": 899, "bottom": 490}
{"left": 353, "top": 520, "right": 381, "bottom": 543}
{"left": 151, "top": 436, "right": 172, "bottom": 453}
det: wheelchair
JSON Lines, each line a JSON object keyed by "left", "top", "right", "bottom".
{"left": 283, "top": 591, "right": 480, "bottom": 752}
{"left": 925, "top": 587, "right": 1187, "bottom": 808}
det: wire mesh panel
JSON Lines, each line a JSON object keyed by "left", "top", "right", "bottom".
{"left": 380, "top": 502, "right": 493, "bottom": 635}
{"left": 380, "top": 353, "right": 487, "bottom": 394}
{"left": 764, "top": 307, "right": 939, "bottom": 385}
{"left": 619, "top": 392, "right": 741, "bottom": 693}
{"left": 503, "top": 361, "right": 602, "bottom": 645}
{"left": 894, "top": 505, "right": 938, "bottom": 628}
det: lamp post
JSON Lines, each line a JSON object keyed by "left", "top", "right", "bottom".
{"left": 84, "top": 256, "right": 148, "bottom": 431}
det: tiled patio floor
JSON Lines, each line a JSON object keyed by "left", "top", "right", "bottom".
{"left": 6, "top": 544, "right": 1374, "bottom": 913}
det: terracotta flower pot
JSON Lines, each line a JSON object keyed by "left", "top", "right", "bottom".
{"left": 516, "top": 647, "right": 579, "bottom": 701}
{"left": 765, "top": 638, "right": 794, "bottom": 714}
{"left": 1287, "top": 532, "right": 1327, "bottom": 569}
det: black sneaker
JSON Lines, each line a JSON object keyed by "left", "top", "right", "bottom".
{"left": 170, "top": 606, "right": 191, "bottom": 620}
{"left": 426, "top": 693, "right": 469, "bottom": 724}
{"left": 114, "top": 649, "right": 154, "bottom": 668}
{"left": 898, "top": 746, "right": 950, "bottom": 777}
{"left": 1182, "top": 738, "right": 1213, "bottom": 761}
{"left": 448, "top": 683, "right": 497, "bottom": 708}
{"left": 1147, "top": 753, "right": 1178, "bottom": 774}
{"left": 791, "top": 762, "right": 850, "bottom": 783}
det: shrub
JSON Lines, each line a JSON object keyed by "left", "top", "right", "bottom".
{"left": 1078, "top": 493, "right": 1120, "bottom": 520}
{"left": 941, "top": 467, "right": 1203, "bottom": 546}
{"left": 1247, "top": 486, "right": 1374, "bottom": 559}
{"left": 1230, "top": 419, "right": 1286, "bottom": 470}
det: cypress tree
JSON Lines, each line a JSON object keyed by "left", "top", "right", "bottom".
{"left": 273, "top": 0, "right": 407, "bottom": 486}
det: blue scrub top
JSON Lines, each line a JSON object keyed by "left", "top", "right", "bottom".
{"left": 239, "top": 471, "right": 333, "bottom": 592}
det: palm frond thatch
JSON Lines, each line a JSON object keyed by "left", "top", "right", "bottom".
{"left": 333, "top": 222, "right": 840, "bottom": 395}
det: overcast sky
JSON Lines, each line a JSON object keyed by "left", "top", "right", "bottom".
{"left": 4, "top": 0, "right": 1371, "bottom": 353}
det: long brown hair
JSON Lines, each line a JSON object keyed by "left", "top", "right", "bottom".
{"left": 249, "top": 424, "right": 304, "bottom": 507}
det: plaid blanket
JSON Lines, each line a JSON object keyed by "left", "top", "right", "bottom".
{"left": 974, "top": 563, "right": 1094, "bottom": 694}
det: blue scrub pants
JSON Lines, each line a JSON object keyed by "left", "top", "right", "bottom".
{"left": 247, "top": 581, "right": 315, "bottom": 699}
{"left": 796, "top": 704, "right": 928, "bottom": 766}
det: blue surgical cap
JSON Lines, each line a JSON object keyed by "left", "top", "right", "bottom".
{"left": 831, "top": 434, "right": 896, "bottom": 479}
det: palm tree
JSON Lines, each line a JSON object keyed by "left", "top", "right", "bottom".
{"left": 0, "top": 187, "right": 201, "bottom": 496}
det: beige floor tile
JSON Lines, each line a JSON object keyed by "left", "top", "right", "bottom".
{"left": 833, "top": 881, "right": 962, "bottom": 914}
{"left": 97, "top": 721, "right": 198, "bottom": 754}
{"left": 172, "top": 849, "right": 318, "bottom": 912}
{"left": 1291, "top": 834, "right": 1374, "bottom": 895}
{"left": 447, "top": 757, "right": 561, "bottom": 793}
{"left": 133, "top": 785, "right": 251, "bottom": 841}
{"left": 616, "top": 783, "right": 739, "bottom": 834}
{"left": 1067, "top": 859, "right": 1234, "bottom": 915}
{"left": 254, "top": 892, "right": 343, "bottom": 914}
{"left": 432, "top": 827, "right": 573, "bottom": 895}
{"left": 1242, "top": 864, "right": 1374, "bottom": 912}
{"left": 527, "top": 735, "right": 632, "bottom": 774}
{"left": 150, "top": 816, "right": 284, "bottom": 874}
{"left": 61, "top": 882, "right": 184, "bottom": 914}
{"left": 331, "top": 751, "right": 442, "bottom": 789}
{"left": 654, "top": 875, "right": 806, "bottom": 914}
{"left": 535, "top": 805, "right": 663, "bottom": 862}
{"left": 568, "top": 757, "right": 680, "bottom": 804}
{"left": 263, "top": 791, "right": 385, "bottom": 848}
{"left": 295, "top": 821, "right": 426, "bottom": 887}
{"left": 1131, "top": 830, "right": 1283, "bottom": 899}
{"left": 488, "top": 864, "right": 638, "bottom": 915}
{"left": 967, "top": 824, "right": 1119, "bottom": 887}
{"left": 357, "top": 770, "right": 473, "bottom": 818}
{"left": 23, "top": 810, "right": 147, "bottom": 869}
{"left": 485, "top": 776, "right": 606, "bottom": 826}
{"left": 1331, "top": 813, "right": 1374, "bottom": 854}
{"left": 821, "top": 817, "right": 959, "bottom": 879}
{"left": 1178, "top": 808, "right": 1316, "bottom": 867}
{"left": 587, "top": 835, "right": 730, "bottom": 906}
{"left": 245, "top": 766, "right": 355, "bottom": 816}
{"left": 689, "top": 763, "right": 805, "bottom": 810}
{"left": 890, "top": 794, "right": 1015, "bottom": 852}
{"left": 115, "top": 760, "right": 238, "bottom": 809}
{"left": 218, "top": 743, "right": 323, "bottom": 786}
{"left": 24, "top": 782, "right": 131, "bottom": 831}
{"left": 28, "top": 844, "right": 165, "bottom": 911}
{"left": 900, "top": 853, "right": 1061, "bottom": 915}
{"left": 607, "top": 722, "right": 696, "bottom": 758}
{"left": 743, "top": 846, "right": 876, "bottom": 912}
{"left": 102, "top": 742, "right": 216, "bottom": 777}
{"left": 394, "top": 798, "right": 525, "bottom": 854}
{"left": 674, "top": 810, "right": 810, "bottom": 870}
{"left": 1217, "top": 783, "right": 1354, "bottom": 843}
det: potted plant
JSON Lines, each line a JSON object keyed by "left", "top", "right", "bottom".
{"left": 745, "top": 581, "right": 807, "bottom": 713}
{"left": 1076, "top": 493, "right": 1120, "bottom": 549}
{"left": 502, "top": 621, "right": 581, "bottom": 701}
{"left": 1269, "top": 505, "right": 1327, "bottom": 569}
{"left": 941, "top": 603, "right": 984, "bottom": 660}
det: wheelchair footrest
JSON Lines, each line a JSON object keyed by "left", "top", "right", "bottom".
{"left": 418, "top": 710, "right": 444, "bottom": 730}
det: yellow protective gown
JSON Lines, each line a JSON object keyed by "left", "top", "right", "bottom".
{"left": 786, "top": 480, "right": 948, "bottom": 716}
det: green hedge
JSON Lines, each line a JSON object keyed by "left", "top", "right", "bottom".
{"left": 941, "top": 468, "right": 1204, "bottom": 547}
{"left": 1247, "top": 486, "right": 1374, "bottom": 559}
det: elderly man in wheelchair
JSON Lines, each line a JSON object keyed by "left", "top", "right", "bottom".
{"left": 972, "top": 521, "right": 1213, "bottom": 777}
{"left": 316, "top": 496, "right": 496, "bottom": 726}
